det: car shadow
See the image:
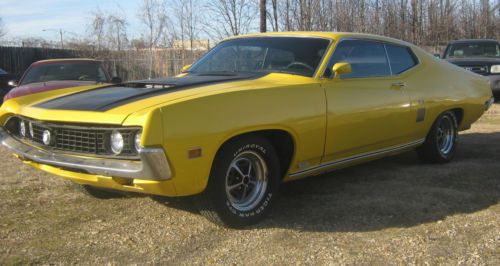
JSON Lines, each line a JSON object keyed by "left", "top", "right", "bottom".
{"left": 151, "top": 132, "right": 500, "bottom": 232}
{"left": 257, "top": 131, "right": 500, "bottom": 231}
{"left": 151, "top": 195, "right": 200, "bottom": 215}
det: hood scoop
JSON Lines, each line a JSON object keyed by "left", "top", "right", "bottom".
{"left": 144, "top": 84, "right": 174, "bottom": 89}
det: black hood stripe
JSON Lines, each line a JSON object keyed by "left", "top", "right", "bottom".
{"left": 35, "top": 72, "right": 267, "bottom": 111}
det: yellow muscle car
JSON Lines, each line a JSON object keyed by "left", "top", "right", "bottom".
{"left": 0, "top": 32, "right": 494, "bottom": 227}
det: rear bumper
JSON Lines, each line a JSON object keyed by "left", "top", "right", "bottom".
{"left": 0, "top": 128, "right": 172, "bottom": 180}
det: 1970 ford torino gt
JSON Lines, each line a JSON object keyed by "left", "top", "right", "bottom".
{"left": 0, "top": 32, "right": 493, "bottom": 227}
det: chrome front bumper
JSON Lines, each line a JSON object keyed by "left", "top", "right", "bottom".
{"left": 0, "top": 128, "right": 172, "bottom": 180}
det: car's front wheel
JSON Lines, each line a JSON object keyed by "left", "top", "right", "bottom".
{"left": 417, "top": 111, "right": 458, "bottom": 163}
{"left": 199, "top": 135, "right": 280, "bottom": 228}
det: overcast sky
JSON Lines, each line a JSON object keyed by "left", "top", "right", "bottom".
{"left": 0, "top": 0, "right": 148, "bottom": 41}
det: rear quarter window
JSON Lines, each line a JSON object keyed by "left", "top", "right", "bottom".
{"left": 385, "top": 44, "right": 418, "bottom": 74}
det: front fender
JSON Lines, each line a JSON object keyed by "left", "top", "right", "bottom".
{"left": 158, "top": 83, "right": 326, "bottom": 196}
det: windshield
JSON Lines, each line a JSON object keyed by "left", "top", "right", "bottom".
{"left": 0, "top": 68, "right": 6, "bottom": 74}
{"left": 189, "top": 37, "right": 331, "bottom": 77}
{"left": 20, "top": 62, "right": 108, "bottom": 85}
{"left": 445, "top": 42, "right": 500, "bottom": 58}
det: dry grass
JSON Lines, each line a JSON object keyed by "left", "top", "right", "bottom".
{"left": 1, "top": 105, "right": 499, "bottom": 265}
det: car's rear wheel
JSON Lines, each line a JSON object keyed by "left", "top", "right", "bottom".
{"left": 417, "top": 111, "right": 458, "bottom": 163}
{"left": 198, "top": 135, "right": 280, "bottom": 228}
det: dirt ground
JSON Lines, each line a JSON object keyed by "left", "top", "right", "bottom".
{"left": 0, "top": 105, "right": 499, "bottom": 265}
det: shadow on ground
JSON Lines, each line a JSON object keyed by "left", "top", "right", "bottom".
{"left": 154, "top": 132, "right": 500, "bottom": 232}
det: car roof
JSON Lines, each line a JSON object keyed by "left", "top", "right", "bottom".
{"left": 226, "top": 31, "right": 413, "bottom": 47}
{"left": 448, "top": 39, "right": 499, "bottom": 44}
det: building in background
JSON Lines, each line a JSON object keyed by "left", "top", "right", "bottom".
{"left": 172, "top": 39, "right": 210, "bottom": 51}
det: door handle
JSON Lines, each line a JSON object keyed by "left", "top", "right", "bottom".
{"left": 391, "top": 82, "right": 407, "bottom": 89}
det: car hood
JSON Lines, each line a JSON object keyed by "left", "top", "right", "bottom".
{"left": 34, "top": 72, "right": 268, "bottom": 112}
{"left": 5, "top": 80, "right": 101, "bottom": 100}
{"left": 1, "top": 72, "right": 301, "bottom": 125}
{"left": 446, "top": 57, "right": 500, "bottom": 65}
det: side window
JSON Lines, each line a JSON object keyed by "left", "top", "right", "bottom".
{"left": 329, "top": 40, "right": 391, "bottom": 78}
{"left": 385, "top": 44, "right": 418, "bottom": 74}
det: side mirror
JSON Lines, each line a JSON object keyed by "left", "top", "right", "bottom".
{"left": 7, "top": 80, "right": 18, "bottom": 87}
{"left": 331, "top": 62, "right": 352, "bottom": 79}
{"left": 181, "top": 64, "right": 192, "bottom": 73}
{"left": 111, "top": 77, "right": 122, "bottom": 84}
{"left": 433, "top": 53, "right": 441, "bottom": 59}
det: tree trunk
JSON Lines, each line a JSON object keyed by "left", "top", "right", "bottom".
{"left": 260, "top": 0, "right": 267, "bottom": 33}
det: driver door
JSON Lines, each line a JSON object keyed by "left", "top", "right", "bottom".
{"left": 321, "top": 39, "right": 413, "bottom": 163}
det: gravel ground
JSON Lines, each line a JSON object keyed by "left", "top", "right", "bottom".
{"left": 0, "top": 105, "right": 499, "bottom": 265}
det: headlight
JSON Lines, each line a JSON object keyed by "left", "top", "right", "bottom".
{"left": 134, "top": 131, "right": 142, "bottom": 151}
{"left": 19, "top": 121, "right": 26, "bottom": 137}
{"left": 110, "top": 130, "right": 124, "bottom": 155}
{"left": 491, "top": 65, "right": 500, "bottom": 74}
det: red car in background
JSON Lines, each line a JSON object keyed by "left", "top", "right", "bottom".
{"left": 3, "top": 59, "right": 122, "bottom": 103}
{"left": 0, "top": 68, "right": 19, "bottom": 102}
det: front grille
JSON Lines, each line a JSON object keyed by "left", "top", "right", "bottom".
{"left": 461, "top": 65, "right": 488, "bottom": 75}
{"left": 47, "top": 125, "right": 106, "bottom": 153}
{"left": 4, "top": 117, "right": 140, "bottom": 159}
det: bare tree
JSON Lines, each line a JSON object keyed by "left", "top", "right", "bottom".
{"left": 260, "top": 0, "right": 267, "bottom": 32}
{"left": 185, "top": 0, "right": 202, "bottom": 51}
{"left": 107, "top": 13, "right": 128, "bottom": 51}
{"left": 19, "top": 37, "right": 52, "bottom": 48}
{"left": 267, "top": 0, "right": 498, "bottom": 46}
{"left": 268, "top": 0, "right": 279, "bottom": 31}
{"left": 0, "top": 17, "right": 7, "bottom": 39}
{"left": 87, "top": 10, "right": 107, "bottom": 51}
{"left": 6, "top": 0, "right": 499, "bottom": 56}
{"left": 138, "top": 0, "right": 170, "bottom": 79}
{"left": 172, "top": 0, "right": 203, "bottom": 51}
{"left": 172, "top": 0, "right": 187, "bottom": 51}
{"left": 205, "top": 0, "right": 257, "bottom": 40}
{"left": 139, "top": 0, "right": 169, "bottom": 49}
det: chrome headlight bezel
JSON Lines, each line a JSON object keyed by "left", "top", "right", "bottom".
{"left": 110, "top": 130, "right": 124, "bottom": 155}
{"left": 19, "top": 121, "right": 26, "bottom": 137}
{"left": 28, "top": 122, "right": 34, "bottom": 138}
{"left": 491, "top": 65, "right": 500, "bottom": 74}
{"left": 134, "top": 131, "right": 142, "bottom": 152}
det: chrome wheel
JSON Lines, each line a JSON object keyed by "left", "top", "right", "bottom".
{"left": 436, "top": 115, "right": 455, "bottom": 155}
{"left": 225, "top": 151, "right": 268, "bottom": 212}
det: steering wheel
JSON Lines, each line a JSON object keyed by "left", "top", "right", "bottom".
{"left": 285, "top": 62, "right": 314, "bottom": 72}
{"left": 78, "top": 75, "right": 90, "bottom": 80}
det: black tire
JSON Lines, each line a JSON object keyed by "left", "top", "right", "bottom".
{"left": 417, "top": 111, "right": 458, "bottom": 163}
{"left": 81, "top": 185, "right": 124, "bottom": 199}
{"left": 198, "top": 135, "right": 281, "bottom": 228}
